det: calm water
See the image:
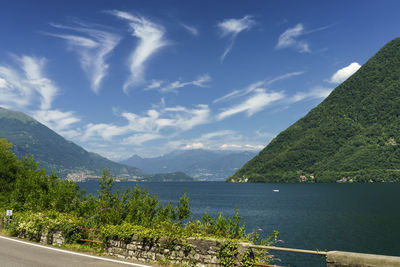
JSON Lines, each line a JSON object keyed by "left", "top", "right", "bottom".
{"left": 78, "top": 181, "right": 400, "bottom": 267}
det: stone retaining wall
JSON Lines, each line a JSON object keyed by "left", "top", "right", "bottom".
{"left": 39, "top": 230, "right": 65, "bottom": 246}
{"left": 34, "top": 229, "right": 248, "bottom": 266}
{"left": 106, "top": 237, "right": 249, "bottom": 267}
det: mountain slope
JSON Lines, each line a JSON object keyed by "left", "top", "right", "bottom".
{"left": 121, "top": 149, "right": 256, "bottom": 181}
{"left": 230, "top": 37, "right": 400, "bottom": 183}
{"left": 0, "top": 107, "right": 141, "bottom": 178}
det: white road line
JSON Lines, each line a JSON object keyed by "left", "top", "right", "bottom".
{"left": 0, "top": 235, "right": 151, "bottom": 267}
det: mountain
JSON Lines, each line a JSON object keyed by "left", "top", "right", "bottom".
{"left": 121, "top": 149, "right": 257, "bottom": 181}
{"left": 0, "top": 107, "right": 141, "bottom": 179}
{"left": 229, "top": 37, "right": 400, "bottom": 183}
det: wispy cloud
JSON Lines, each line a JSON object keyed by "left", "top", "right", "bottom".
{"left": 82, "top": 104, "right": 211, "bottom": 142}
{"left": 217, "top": 89, "right": 284, "bottom": 120}
{"left": 213, "top": 70, "right": 332, "bottom": 120}
{"left": 0, "top": 56, "right": 58, "bottom": 110}
{"left": 46, "top": 22, "right": 121, "bottom": 93}
{"left": 276, "top": 23, "right": 310, "bottom": 53}
{"left": 146, "top": 74, "right": 211, "bottom": 93}
{"left": 122, "top": 133, "right": 163, "bottom": 145}
{"left": 0, "top": 60, "right": 37, "bottom": 109}
{"left": 181, "top": 23, "right": 199, "bottom": 36}
{"left": 110, "top": 10, "right": 168, "bottom": 93}
{"left": 213, "top": 81, "right": 264, "bottom": 104}
{"left": 217, "top": 15, "right": 255, "bottom": 62}
{"left": 164, "top": 129, "right": 265, "bottom": 153}
{"left": 214, "top": 71, "right": 303, "bottom": 104}
{"left": 145, "top": 79, "right": 163, "bottom": 90}
{"left": 33, "top": 109, "right": 81, "bottom": 138}
{"left": 329, "top": 62, "right": 361, "bottom": 84}
{"left": 289, "top": 86, "right": 333, "bottom": 103}
{"left": 0, "top": 55, "right": 80, "bottom": 135}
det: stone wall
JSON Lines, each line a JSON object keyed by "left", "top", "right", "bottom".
{"left": 326, "top": 251, "right": 400, "bottom": 267}
{"left": 39, "top": 230, "right": 65, "bottom": 246}
{"left": 106, "top": 236, "right": 249, "bottom": 267}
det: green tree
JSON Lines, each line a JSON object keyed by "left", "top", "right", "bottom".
{"left": 176, "top": 192, "right": 191, "bottom": 224}
{"left": 0, "top": 139, "right": 20, "bottom": 207}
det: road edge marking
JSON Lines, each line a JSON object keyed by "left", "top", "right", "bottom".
{"left": 0, "top": 235, "right": 151, "bottom": 267}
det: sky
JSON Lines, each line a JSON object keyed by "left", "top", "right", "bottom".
{"left": 1, "top": 0, "right": 400, "bottom": 160}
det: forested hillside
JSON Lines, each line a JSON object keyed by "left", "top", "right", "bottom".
{"left": 0, "top": 107, "right": 141, "bottom": 178}
{"left": 230, "top": 37, "right": 400, "bottom": 183}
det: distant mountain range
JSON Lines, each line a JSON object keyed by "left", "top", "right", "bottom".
{"left": 120, "top": 149, "right": 257, "bottom": 181}
{"left": 230, "top": 37, "right": 400, "bottom": 183}
{"left": 0, "top": 107, "right": 143, "bottom": 179}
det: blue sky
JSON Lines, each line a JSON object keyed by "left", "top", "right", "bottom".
{"left": 1, "top": 0, "right": 399, "bottom": 160}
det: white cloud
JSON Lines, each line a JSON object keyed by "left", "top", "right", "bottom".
{"left": 181, "top": 23, "right": 199, "bottom": 36}
{"left": 0, "top": 56, "right": 57, "bottom": 110}
{"left": 214, "top": 80, "right": 264, "bottom": 104}
{"left": 329, "top": 62, "right": 361, "bottom": 84}
{"left": 145, "top": 79, "right": 163, "bottom": 90}
{"left": 159, "top": 74, "right": 211, "bottom": 93}
{"left": 32, "top": 109, "right": 81, "bottom": 138}
{"left": 122, "top": 133, "right": 163, "bottom": 145}
{"left": 0, "top": 55, "right": 80, "bottom": 136}
{"left": 110, "top": 10, "right": 168, "bottom": 93}
{"left": 217, "top": 89, "right": 285, "bottom": 120}
{"left": 220, "top": 143, "right": 264, "bottom": 150}
{"left": 82, "top": 123, "right": 131, "bottom": 141}
{"left": 163, "top": 130, "right": 265, "bottom": 154}
{"left": 47, "top": 23, "right": 121, "bottom": 93}
{"left": 162, "top": 104, "right": 211, "bottom": 130}
{"left": 200, "top": 130, "right": 236, "bottom": 140}
{"left": 182, "top": 142, "right": 204, "bottom": 150}
{"left": 290, "top": 86, "right": 333, "bottom": 102}
{"left": 19, "top": 56, "right": 58, "bottom": 110}
{"left": 217, "top": 15, "right": 255, "bottom": 62}
{"left": 0, "top": 66, "right": 34, "bottom": 109}
{"left": 82, "top": 104, "right": 211, "bottom": 142}
{"left": 276, "top": 23, "right": 310, "bottom": 53}
{"left": 0, "top": 78, "right": 7, "bottom": 88}
{"left": 214, "top": 71, "right": 303, "bottom": 104}
{"left": 265, "top": 71, "right": 305, "bottom": 86}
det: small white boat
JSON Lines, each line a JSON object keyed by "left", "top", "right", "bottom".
{"left": 273, "top": 189, "right": 279, "bottom": 192}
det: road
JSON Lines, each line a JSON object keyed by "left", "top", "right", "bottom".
{"left": 0, "top": 235, "right": 155, "bottom": 267}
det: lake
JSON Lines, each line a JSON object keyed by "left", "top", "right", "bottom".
{"left": 78, "top": 181, "right": 400, "bottom": 267}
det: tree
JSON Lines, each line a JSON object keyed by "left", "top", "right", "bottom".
{"left": 176, "top": 192, "right": 191, "bottom": 224}
{"left": 0, "top": 139, "right": 21, "bottom": 207}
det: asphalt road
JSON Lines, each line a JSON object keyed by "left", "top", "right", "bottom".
{"left": 0, "top": 235, "right": 154, "bottom": 267}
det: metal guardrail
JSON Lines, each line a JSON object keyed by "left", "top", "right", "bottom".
{"left": 249, "top": 245, "right": 327, "bottom": 255}
{"left": 78, "top": 228, "right": 103, "bottom": 244}
{"left": 248, "top": 245, "right": 327, "bottom": 267}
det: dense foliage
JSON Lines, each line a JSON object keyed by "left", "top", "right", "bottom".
{"left": 230, "top": 37, "right": 400, "bottom": 183}
{"left": 0, "top": 139, "right": 250, "bottom": 240}
{"left": 0, "top": 139, "right": 280, "bottom": 266}
{"left": 0, "top": 108, "right": 141, "bottom": 177}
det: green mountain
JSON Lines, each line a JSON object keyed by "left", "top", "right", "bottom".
{"left": 229, "top": 37, "right": 400, "bottom": 183}
{"left": 0, "top": 107, "right": 141, "bottom": 178}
